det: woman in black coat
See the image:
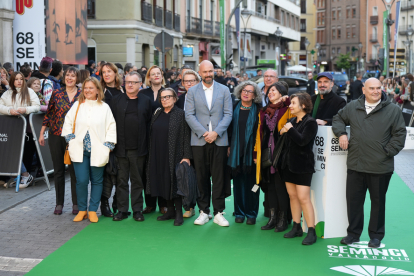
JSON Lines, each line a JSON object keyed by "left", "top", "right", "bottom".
{"left": 279, "top": 92, "right": 318, "bottom": 245}
{"left": 146, "top": 88, "right": 193, "bottom": 226}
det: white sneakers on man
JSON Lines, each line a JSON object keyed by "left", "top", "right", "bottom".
{"left": 213, "top": 212, "right": 229, "bottom": 227}
{"left": 194, "top": 211, "right": 210, "bottom": 225}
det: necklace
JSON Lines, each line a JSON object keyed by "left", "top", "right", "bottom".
{"left": 241, "top": 104, "right": 252, "bottom": 110}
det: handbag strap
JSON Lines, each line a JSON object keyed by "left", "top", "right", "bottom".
{"left": 72, "top": 102, "right": 81, "bottom": 134}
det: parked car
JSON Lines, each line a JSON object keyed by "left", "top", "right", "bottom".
{"left": 257, "top": 76, "right": 308, "bottom": 96}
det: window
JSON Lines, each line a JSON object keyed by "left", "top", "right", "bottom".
{"left": 300, "top": 18, "right": 306, "bottom": 32}
{"left": 292, "top": 15, "right": 295, "bottom": 29}
{"left": 373, "top": 6, "right": 378, "bottom": 16}
{"left": 352, "top": 25, "right": 356, "bottom": 38}
{"left": 332, "top": 28, "right": 336, "bottom": 39}
{"left": 346, "top": 7, "right": 350, "bottom": 18}
{"left": 337, "top": 27, "right": 341, "bottom": 39}
{"left": 332, "top": 48, "right": 336, "bottom": 55}
{"left": 332, "top": 10, "right": 336, "bottom": 21}
{"left": 286, "top": 13, "right": 290, "bottom": 27}
{"left": 346, "top": 46, "right": 350, "bottom": 53}
{"left": 322, "top": 12, "right": 325, "bottom": 25}
{"left": 337, "top": 9, "right": 341, "bottom": 19}
{"left": 337, "top": 47, "right": 341, "bottom": 54}
{"left": 281, "top": 11, "right": 285, "bottom": 25}
{"left": 301, "top": 0, "right": 306, "bottom": 14}
{"left": 87, "top": 0, "right": 95, "bottom": 19}
{"left": 346, "top": 25, "right": 350, "bottom": 38}
{"left": 296, "top": 17, "right": 299, "bottom": 31}
{"left": 300, "top": 36, "right": 307, "bottom": 50}
{"left": 352, "top": 6, "right": 356, "bottom": 18}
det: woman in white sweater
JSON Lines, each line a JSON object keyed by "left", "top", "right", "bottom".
{"left": 0, "top": 72, "right": 40, "bottom": 187}
{"left": 62, "top": 77, "right": 116, "bottom": 223}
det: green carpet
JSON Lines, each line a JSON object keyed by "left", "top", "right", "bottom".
{"left": 27, "top": 174, "right": 414, "bottom": 276}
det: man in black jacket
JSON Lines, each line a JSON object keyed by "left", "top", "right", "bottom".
{"left": 306, "top": 73, "right": 316, "bottom": 96}
{"left": 214, "top": 67, "right": 227, "bottom": 85}
{"left": 332, "top": 78, "right": 406, "bottom": 248}
{"left": 110, "top": 72, "right": 152, "bottom": 222}
{"left": 350, "top": 73, "right": 364, "bottom": 100}
{"left": 311, "top": 72, "right": 346, "bottom": 126}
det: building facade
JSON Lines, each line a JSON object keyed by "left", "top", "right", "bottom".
{"left": 0, "top": 0, "right": 14, "bottom": 64}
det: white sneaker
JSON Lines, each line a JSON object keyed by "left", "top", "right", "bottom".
{"left": 213, "top": 212, "right": 229, "bottom": 227}
{"left": 194, "top": 211, "right": 210, "bottom": 225}
{"left": 19, "top": 175, "right": 34, "bottom": 189}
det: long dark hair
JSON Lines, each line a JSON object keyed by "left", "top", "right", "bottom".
{"left": 9, "top": 72, "right": 30, "bottom": 105}
{"left": 262, "top": 82, "right": 288, "bottom": 111}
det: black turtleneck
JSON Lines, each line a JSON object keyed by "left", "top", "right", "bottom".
{"left": 310, "top": 91, "right": 346, "bottom": 126}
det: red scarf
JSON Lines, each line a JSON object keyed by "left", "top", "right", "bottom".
{"left": 265, "top": 101, "right": 285, "bottom": 118}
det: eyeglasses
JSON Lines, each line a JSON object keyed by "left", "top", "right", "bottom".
{"left": 264, "top": 75, "right": 278, "bottom": 79}
{"left": 242, "top": 89, "right": 255, "bottom": 94}
{"left": 183, "top": 79, "right": 197, "bottom": 84}
{"left": 150, "top": 72, "right": 162, "bottom": 77}
{"left": 160, "top": 95, "right": 174, "bottom": 101}
{"left": 125, "top": 81, "right": 140, "bottom": 85}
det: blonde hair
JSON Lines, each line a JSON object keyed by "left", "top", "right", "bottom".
{"left": 78, "top": 77, "right": 105, "bottom": 104}
{"left": 0, "top": 67, "right": 9, "bottom": 80}
{"left": 145, "top": 65, "right": 166, "bottom": 87}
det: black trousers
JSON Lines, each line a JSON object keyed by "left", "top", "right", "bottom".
{"left": 102, "top": 170, "right": 116, "bottom": 199}
{"left": 116, "top": 150, "right": 145, "bottom": 213}
{"left": 192, "top": 144, "right": 227, "bottom": 215}
{"left": 48, "top": 134, "right": 77, "bottom": 206}
{"left": 346, "top": 169, "right": 392, "bottom": 241}
{"left": 23, "top": 133, "right": 37, "bottom": 173}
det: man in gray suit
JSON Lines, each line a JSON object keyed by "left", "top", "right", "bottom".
{"left": 185, "top": 60, "right": 233, "bottom": 227}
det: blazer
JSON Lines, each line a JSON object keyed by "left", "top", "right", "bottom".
{"left": 185, "top": 81, "right": 233, "bottom": 146}
{"left": 61, "top": 100, "right": 117, "bottom": 167}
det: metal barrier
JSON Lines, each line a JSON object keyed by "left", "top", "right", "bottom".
{"left": 0, "top": 114, "right": 27, "bottom": 193}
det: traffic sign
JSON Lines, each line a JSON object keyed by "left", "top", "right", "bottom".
{"left": 154, "top": 31, "right": 173, "bottom": 53}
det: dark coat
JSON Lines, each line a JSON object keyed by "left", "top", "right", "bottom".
{"left": 146, "top": 106, "right": 193, "bottom": 199}
{"left": 332, "top": 92, "right": 406, "bottom": 174}
{"left": 350, "top": 79, "right": 364, "bottom": 100}
{"left": 139, "top": 87, "right": 164, "bottom": 112}
{"left": 311, "top": 91, "right": 346, "bottom": 125}
{"left": 110, "top": 92, "right": 152, "bottom": 158}
{"left": 306, "top": 79, "right": 316, "bottom": 96}
{"left": 281, "top": 114, "right": 318, "bottom": 174}
{"left": 176, "top": 93, "right": 186, "bottom": 110}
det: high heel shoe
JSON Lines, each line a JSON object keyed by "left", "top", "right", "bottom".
{"left": 54, "top": 205, "right": 63, "bottom": 215}
{"left": 73, "top": 211, "right": 88, "bottom": 222}
{"left": 88, "top": 211, "right": 99, "bottom": 223}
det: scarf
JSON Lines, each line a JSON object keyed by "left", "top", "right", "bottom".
{"left": 228, "top": 101, "right": 257, "bottom": 170}
{"left": 265, "top": 101, "right": 285, "bottom": 118}
{"left": 312, "top": 94, "right": 321, "bottom": 118}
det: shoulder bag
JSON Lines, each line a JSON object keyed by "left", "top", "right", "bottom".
{"left": 64, "top": 103, "right": 81, "bottom": 165}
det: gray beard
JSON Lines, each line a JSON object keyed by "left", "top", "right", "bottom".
{"left": 318, "top": 88, "right": 331, "bottom": 95}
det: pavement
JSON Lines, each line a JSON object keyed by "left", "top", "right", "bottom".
{"left": 0, "top": 150, "right": 413, "bottom": 275}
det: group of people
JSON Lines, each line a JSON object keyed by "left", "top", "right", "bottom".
{"left": 0, "top": 57, "right": 406, "bottom": 248}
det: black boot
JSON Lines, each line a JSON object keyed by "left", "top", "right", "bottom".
{"left": 274, "top": 211, "right": 288, "bottom": 232}
{"left": 157, "top": 200, "right": 175, "bottom": 221}
{"left": 100, "top": 196, "right": 113, "bottom": 217}
{"left": 174, "top": 197, "right": 184, "bottom": 226}
{"left": 261, "top": 208, "right": 277, "bottom": 230}
{"left": 284, "top": 221, "right": 304, "bottom": 238}
{"left": 302, "top": 227, "right": 317, "bottom": 245}
{"left": 112, "top": 194, "right": 118, "bottom": 214}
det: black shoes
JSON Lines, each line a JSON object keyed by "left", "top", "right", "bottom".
{"left": 133, "top": 211, "right": 145, "bottom": 222}
{"left": 235, "top": 217, "right": 245, "bottom": 223}
{"left": 112, "top": 195, "right": 118, "bottom": 215}
{"left": 157, "top": 210, "right": 175, "bottom": 221}
{"left": 340, "top": 235, "right": 360, "bottom": 245}
{"left": 261, "top": 208, "right": 277, "bottom": 230}
{"left": 100, "top": 197, "right": 114, "bottom": 217}
{"left": 284, "top": 221, "right": 304, "bottom": 238}
{"left": 302, "top": 227, "right": 317, "bottom": 245}
{"left": 174, "top": 209, "right": 184, "bottom": 226}
{"left": 246, "top": 218, "right": 256, "bottom": 225}
{"left": 368, "top": 238, "right": 381, "bottom": 248}
{"left": 274, "top": 211, "right": 288, "bottom": 232}
{"left": 113, "top": 211, "right": 129, "bottom": 221}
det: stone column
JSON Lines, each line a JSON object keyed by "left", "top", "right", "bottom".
{"left": 0, "top": 0, "right": 14, "bottom": 64}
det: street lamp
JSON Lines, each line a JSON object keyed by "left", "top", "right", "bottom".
{"left": 304, "top": 37, "right": 310, "bottom": 76}
{"left": 240, "top": 9, "right": 252, "bottom": 75}
{"left": 275, "top": 27, "right": 283, "bottom": 76}
{"left": 406, "top": 27, "right": 414, "bottom": 74}
{"left": 315, "top": 43, "right": 321, "bottom": 73}
{"left": 358, "top": 42, "right": 363, "bottom": 73}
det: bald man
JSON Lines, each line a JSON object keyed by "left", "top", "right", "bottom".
{"left": 332, "top": 78, "right": 406, "bottom": 248}
{"left": 185, "top": 60, "right": 233, "bottom": 227}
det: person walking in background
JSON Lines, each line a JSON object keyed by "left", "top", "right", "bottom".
{"left": 62, "top": 77, "right": 116, "bottom": 223}
{"left": 306, "top": 73, "right": 316, "bottom": 97}
{"left": 254, "top": 83, "right": 293, "bottom": 232}
{"left": 185, "top": 60, "right": 233, "bottom": 227}
{"left": 110, "top": 72, "right": 152, "bottom": 222}
{"left": 350, "top": 74, "right": 363, "bottom": 100}
{"left": 333, "top": 78, "right": 406, "bottom": 248}
{"left": 39, "top": 67, "right": 81, "bottom": 215}
{"left": 228, "top": 81, "right": 261, "bottom": 225}
{"left": 147, "top": 88, "right": 192, "bottom": 226}
{"left": 279, "top": 93, "right": 318, "bottom": 245}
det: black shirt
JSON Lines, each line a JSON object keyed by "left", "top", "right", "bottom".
{"left": 306, "top": 79, "right": 315, "bottom": 96}
{"left": 140, "top": 87, "right": 163, "bottom": 112}
{"left": 238, "top": 109, "right": 250, "bottom": 156}
{"left": 310, "top": 91, "right": 347, "bottom": 126}
{"left": 350, "top": 80, "right": 364, "bottom": 100}
{"left": 124, "top": 98, "right": 139, "bottom": 149}
{"left": 104, "top": 86, "right": 123, "bottom": 105}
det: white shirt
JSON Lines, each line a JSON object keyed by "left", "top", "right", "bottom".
{"left": 365, "top": 99, "right": 381, "bottom": 114}
{"left": 203, "top": 82, "right": 214, "bottom": 131}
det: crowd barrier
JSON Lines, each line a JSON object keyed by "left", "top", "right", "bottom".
{"left": 401, "top": 101, "right": 414, "bottom": 127}
{"left": 0, "top": 113, "right": 53, "bottom": 193}
{"left": 0, "top": 114, "right": 27, "bottom": 192}
{"left": 404, "top": 127, "right": 414, "bottom": 150}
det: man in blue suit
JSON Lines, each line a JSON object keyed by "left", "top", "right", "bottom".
{"left": 185, "top": 60, "right": 233, "bottom": 227}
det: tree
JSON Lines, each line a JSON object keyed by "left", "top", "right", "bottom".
{"left": 336, "top": 53, "right": 351, "bottom": 70}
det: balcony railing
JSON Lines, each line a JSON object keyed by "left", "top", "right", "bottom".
{"left": 401, "top": 1, "right": 414, "bottom": 11}
{"left": 186, "top": 16, "right": 202, "bottom": 34}
{"left": 174, "top": 14, "right": 180, "bottom": 32}
{"left": 214, "top": 21, "right": 220, "bottom": 37}
{"left": 370, "top": 34, "right": 378, "bottom": 43}
{"left": 266, "top": 16, "right": 281, "bottom": 24}
{"left": 399, "top": 25, "right": 413, "bottom": 35}
{"left": 370, "top": 15, "right": 378, "bottom": 25}
{"left": 141, "top": 1, "right": 153, "bottom": 24}
{"left": 165, "top": 10, "right": 173, "bottom": 29}
{"left": 204, "top": 20, "right": 213, "bottom": 35}
{"left": 155, "top": 6, "right": 163, "bottom": 27}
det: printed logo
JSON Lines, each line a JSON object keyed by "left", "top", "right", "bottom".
{"left": 327, "top": 242, "right": 410, "bottom": 262}
{"left": 16, "top": 0, "right": 33, "bottom": 15}
{"left": 0, "top": 133, "right": 8, "bottom": 142}
{"left": 330, "top": 265, "right": 414, "bottom": 275}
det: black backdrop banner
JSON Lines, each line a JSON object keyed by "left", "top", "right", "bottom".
{"left": 401, "top": 102, "right": 414, "bottom": 127}
{"left": 0, "top": 115, "right": 26, "bottom": 175}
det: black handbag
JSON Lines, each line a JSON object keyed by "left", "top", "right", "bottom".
{"left": 261, "top": 131, "right": 274, "bottom": 169}
{"left": 272, "top": 134, "right": 287, "bottom": 168}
